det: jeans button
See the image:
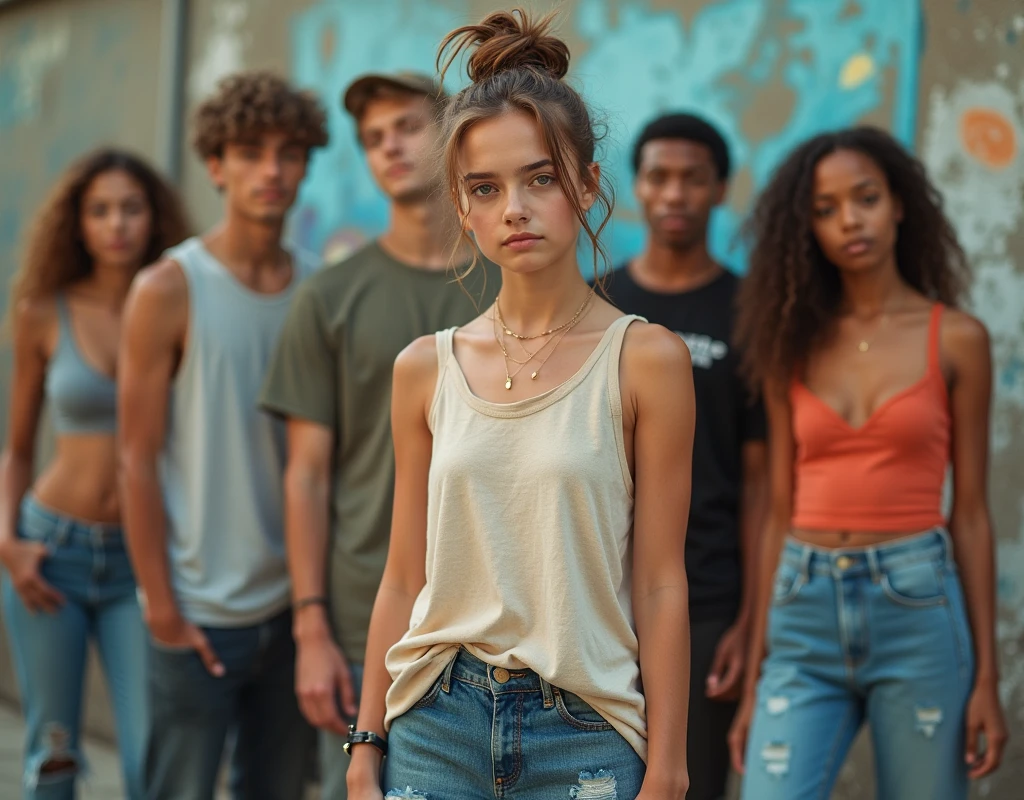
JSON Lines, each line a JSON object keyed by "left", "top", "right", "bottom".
{"left": 836, "top": 555, "right": 852, "bottom": 570}
{"left": 493, "top": 667, "right": 510, "bottom": 684}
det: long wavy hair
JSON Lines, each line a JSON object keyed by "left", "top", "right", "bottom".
{"left": 8, "top": 148, "right": 190, "bottom": 313}
{"left": 735, "top": 126, "right": 970, "bottom": 390}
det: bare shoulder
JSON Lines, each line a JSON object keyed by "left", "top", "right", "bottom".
{"left": 622, "top": 320, "right": 693, "bottom": 373}
{"left": 941, "top": 307, "right": 990, "bottom": 356}
{"left": 125, "top": 258, "right": 188, "bottom": 334}
{"left": 13, "top": 295, "right": 58, "bottom": 335}
{"left": 394, "top": 334, "right": 440, "bottom": 396}
{"left": 11, "top": 295, "right": 58, "bottom": 357}
{"left": 130, "top": 258, "right": 187, "bottom": 306}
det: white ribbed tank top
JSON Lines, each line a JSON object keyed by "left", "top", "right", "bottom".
{"left": 384, "top": 314, "right": 649, "bottom": 761}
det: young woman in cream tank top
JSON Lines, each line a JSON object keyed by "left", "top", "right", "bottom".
{"left": 346, "top": 11, "right": 695, "bottom": 800}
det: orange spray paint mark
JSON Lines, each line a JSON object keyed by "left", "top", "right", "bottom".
{"left": 960, "top": 108, "right": 1017, "bottom": 169}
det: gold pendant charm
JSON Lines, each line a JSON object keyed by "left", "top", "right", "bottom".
{"left": 858, "top": 341, "right": 869, "bottom": 353}
{"left": 531, "top": 372, "right": 538, "bottom": 380}
{"left": 505, "top": 378, "right": 512, "bottom": 390}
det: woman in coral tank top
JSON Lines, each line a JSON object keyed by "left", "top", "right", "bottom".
{"left": 728, "top": 127, "right": 1007, "bottom": 799}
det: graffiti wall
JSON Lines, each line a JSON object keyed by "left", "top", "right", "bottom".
{"left": 287, "top": 0, "right": 922, "bottom": 273}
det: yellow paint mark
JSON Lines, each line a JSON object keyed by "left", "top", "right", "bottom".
{"left": 960, "top": 108, "right": 1017, "bottom": 169}
{"left": 839, "top": 53, "right": 875, "bottom": 89}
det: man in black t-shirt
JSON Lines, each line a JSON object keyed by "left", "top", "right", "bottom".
{"left": 602, "top": 114, "right": 768, "bottom": 800}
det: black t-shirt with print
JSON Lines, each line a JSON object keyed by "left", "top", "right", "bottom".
{"left": 601, "top": 265, "right": 766, "bottom": 622}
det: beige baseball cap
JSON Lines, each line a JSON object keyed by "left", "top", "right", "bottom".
{"left": 342, "top": 71, "right": 444, "bottom": 119}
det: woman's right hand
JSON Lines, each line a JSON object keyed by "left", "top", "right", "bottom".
{"left": 0, "top": 537, "right": 63, "bottom": 613}
{"left": 727, "top": 693, "right": 756, "bottom": 775}
{"left": 346, "top": 748, "right": 385, "bottom": 800}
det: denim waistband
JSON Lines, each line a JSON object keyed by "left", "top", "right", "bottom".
{"left": 446, "top": 648, "right": 556, "bottom": 705}
{"left": 782, "top": 528, "right": 952, "bottom": 579}
{"left": 18, "top": 494, "right": 124, "bottom": 546}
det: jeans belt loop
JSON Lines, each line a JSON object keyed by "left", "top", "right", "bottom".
{"left": 540, "top": 676, "right": 555, "bottom": 709}
{"left": 441, "top": 649, "right": 458, "bottom": 693}
{"left": 799, "top": 544, "right": 813, "bottom": 581}
{"left": 54, "top": 515, "right": 72, "bottom": 548}
{"left": 866, "top": 547, "right": 882, "bottom": 583}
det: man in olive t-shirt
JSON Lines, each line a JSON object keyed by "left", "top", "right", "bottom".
{"left": 259, "top": 71, "right": 498, "bottom": 798}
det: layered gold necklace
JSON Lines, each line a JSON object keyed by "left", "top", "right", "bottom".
{"left": 492, "top": 291, "right": 594, "bottom": 390}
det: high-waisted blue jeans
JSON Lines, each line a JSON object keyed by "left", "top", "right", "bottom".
{"left": 742, "top": 529, "right": 974, "bottom": 800}
{"left": 1, "top": 495, "right": 148, "bottom": 800}
{"left": 384, "top": 648, "right": 646, "bottom": 798}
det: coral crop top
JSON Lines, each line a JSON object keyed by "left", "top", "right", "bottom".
{"left": 790, "top": 304, "right": 949, "bottom": 532}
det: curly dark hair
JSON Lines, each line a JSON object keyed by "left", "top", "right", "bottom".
{"left": 9, "top": 148, "right": 190, "bottom": 315}
{"left": 192, "top": 70, "right": 329, "bottom": 159}
{"left": 735, "top": 126, "right": 970, "bottom": 390}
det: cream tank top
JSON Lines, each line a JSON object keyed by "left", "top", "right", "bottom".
{"left": 385, "top": 314, "right": 649, "bottom": 761}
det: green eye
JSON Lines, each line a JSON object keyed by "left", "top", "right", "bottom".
{"left": 535, "top": 174, "right": 554, "bottom": 186}
{"left": 472, "top": 184, "right": 495, "bottom": 197}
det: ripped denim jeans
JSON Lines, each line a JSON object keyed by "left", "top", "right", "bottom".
{"left": 742, "top": 529, "right": 974, "bottom": 800}
{"left": 1, "top": 496, "right": 148, "bottom": 800}
{"left": 383, "top": 648, "right": 645, "bottom": 799}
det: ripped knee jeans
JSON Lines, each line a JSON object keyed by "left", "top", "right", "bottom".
{"left": 383, "top": 648, "right": 646, "bottom": 799}
{"left": 0, "top": 496, "right": 148, "bottom": 800}
{"left": 742, "top": 529, "right": 974, "bottom": 800}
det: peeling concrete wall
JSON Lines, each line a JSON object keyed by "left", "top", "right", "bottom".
{"left": 918, "top": 4, "right": 1024, "bottom": 800}
{"left": 0, "top": 1, "right": 1021, "bottom": 794}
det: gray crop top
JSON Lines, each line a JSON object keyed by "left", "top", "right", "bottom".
{"left": 44, "top": 296, "right": 117, "bottom": 434}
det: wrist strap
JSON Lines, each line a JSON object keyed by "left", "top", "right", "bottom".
{"left": 293, "top": 596, "right": 327, "bottom": 612}
{"left": 344, "top": 725, "right": 388, "bottom": 757}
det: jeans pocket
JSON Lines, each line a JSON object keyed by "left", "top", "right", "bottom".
{"left": 410, "top": 671, "right": 446, "bottom": 710}
{"left": 881, "top": 561, "right": 946, "bottom": 607}
{"left": 554, "top": 688, "right": 614, "bottom": 732}
{"left": 771, "top": 561, "right": 806, "bottom": 607}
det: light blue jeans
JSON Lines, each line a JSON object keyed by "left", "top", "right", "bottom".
{"left": 383, "top": 648, "right": 646, "bottom": 799}
{"left": 742, "top": 529, "right": 974, "bottom": 800}
{"left": 1, "top": 496, "right": 148, "bottom": 800}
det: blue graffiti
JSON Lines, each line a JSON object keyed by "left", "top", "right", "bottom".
{"left": 289, "top": 0, "right": 922, "bottom": 274}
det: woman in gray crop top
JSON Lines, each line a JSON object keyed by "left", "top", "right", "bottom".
{"left": 0, "top": 148, "right": 188, "bottom": 800}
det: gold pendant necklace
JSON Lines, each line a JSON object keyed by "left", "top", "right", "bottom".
{"left": 492, "top": 296, "right": 593, "bottom": 390}
{"left": 857, "top": 313, "right": 889, "bottom": 353}
{"left": 495, "top": 290, "right": 593, "bottom": 341}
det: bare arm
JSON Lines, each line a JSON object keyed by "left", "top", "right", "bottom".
{"left": 728, "top": 378, "right": 795, "bottom": 773}
{"left": 118, "top": 260, "right": 221, "bottom": 673}
{"left": 347, "top": 336, "right": 435, "bottom": 795}
{"left": 706, "top": 439, "right": 768, "bottom": 700}
{"left": 0, "top": 299, "right": 63, "bottom": 611}
{"left": 737, "top": 441, "right": 769, "bottom": 628}
{"left": 625, "top": 325, "right": 695, "bottom": 799}
{"left": 286, "top": 419, "right": 359, "bottom": 727}
{"left": 943, "top": 312, "right": 1007, "bottom": 778}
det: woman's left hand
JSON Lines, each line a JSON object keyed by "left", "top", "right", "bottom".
{"left": 965, "top": 680, "right": 1008, "bottom": 779}
{"left": 635, "top": 775, "right": 689, "bottom": 800}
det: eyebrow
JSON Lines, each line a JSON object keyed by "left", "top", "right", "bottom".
{"left": 463, "top": 158, "right": 553, "bottom": 183}
{"left": 814, "top": 178, "right": 879, "bottom": 199}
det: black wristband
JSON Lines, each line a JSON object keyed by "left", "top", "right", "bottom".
{"left": 293, "top": 596, "right": 327, "bottom": 612}
{"left": 344, "top": 724, "right": 388, "bottom": 757}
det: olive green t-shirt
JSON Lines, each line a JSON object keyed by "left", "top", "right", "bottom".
{"left": 258, "top": 241, "right": 498, "bottom": 662}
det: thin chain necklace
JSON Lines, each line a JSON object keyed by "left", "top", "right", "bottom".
{"left": 491, "top": 295, "right": 593, "bottom": 390}
{"left": 495, "top": 290, "right": 593, "bottom": 340}
{"left": 856, "top": 312, "right": 890, "bottom": 353}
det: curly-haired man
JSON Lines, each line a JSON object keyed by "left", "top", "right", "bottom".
{"left": 118, "top": 70, "right": 328, "bottom": 799}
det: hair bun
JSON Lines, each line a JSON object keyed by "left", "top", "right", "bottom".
{"left": 439, "top": 8, "right": 570, "bottom": 84}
